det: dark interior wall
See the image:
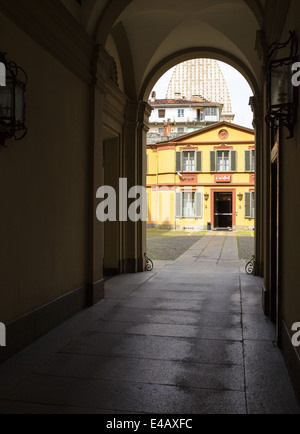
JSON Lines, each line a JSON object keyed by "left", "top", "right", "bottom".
{"left": 280, "top": 0, "right": 300, "bottom": 359}
{"left": 0, "top": 11, "right": 90, "bottom": 323}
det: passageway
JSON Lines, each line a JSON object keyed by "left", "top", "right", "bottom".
{"left": 0, "top": 233, "right": 298, "bottom": 414}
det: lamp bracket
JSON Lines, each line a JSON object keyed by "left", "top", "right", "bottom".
{"left": 265, "top": 32, "right": 298, "bottom": 139}
{"left": 0, "top": 52, "right": 27, "bottom": 148}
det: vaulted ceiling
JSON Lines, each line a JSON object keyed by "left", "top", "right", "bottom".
{"left": 62, "top": 0, "right": 265, "bottom": 98}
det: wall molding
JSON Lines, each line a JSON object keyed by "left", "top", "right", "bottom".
{"left": 0, "top": 283, "right": 105, "bottom": 363}
{"left": 87, "top": 280, "right": 105, "bottom": 307}
{"left": 0, "top": 0, "right": 94, "bottom": 84}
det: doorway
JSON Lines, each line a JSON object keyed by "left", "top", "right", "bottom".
{"left": 214, "top": 192, "right": 233, "bottom": 229}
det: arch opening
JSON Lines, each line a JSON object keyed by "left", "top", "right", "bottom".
{"left": 146, "top": 56, "right": 256, "bottom": 240}
{"left": 141, "top": 49, "right": 258, "bottom": 102}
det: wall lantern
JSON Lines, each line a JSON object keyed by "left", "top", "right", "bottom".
{"left": 0, "top": 52, "right": 27, "bottom": 148}
{"left": 238, "top": 193, "right": 243, "bottom": 201}
{"left": 204, "top": 193, "right": 210, "bottom": 201}
{"left": 265, "top": 31, "right": 298, "bottom": 139}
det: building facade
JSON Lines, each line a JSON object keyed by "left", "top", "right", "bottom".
{"left": 147, "top": 94, "right": 224, "bottom": 145}
{"left": 147, "top": 122, "right": 255, "bottom": 231}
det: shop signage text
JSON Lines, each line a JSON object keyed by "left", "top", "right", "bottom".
{"left": 215, "top": 175, "right": 232, "bottom": 183}
{"left": 0, "top": 323, "right": 6, "bottom": 347}
{"left": 180, "top": 175, "right": 197, "bottom": 184}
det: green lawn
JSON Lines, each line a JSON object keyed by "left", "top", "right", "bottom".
{"left": 147, "top": 229, "right": 207, "bottom": 261}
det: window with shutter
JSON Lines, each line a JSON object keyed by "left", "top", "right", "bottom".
{"left": 210, "top": 151, "right": 217, "bottom": 172}
{"left": 195, "top": 192, "right": 203, "bottom": 218}
{"left": 245, "top": 150, "right": 255, "bottom": 172}
{"left": 183, "top": 151, "right": 195, "bottom": 172}
{"left": 216, "top": 151, "right": 231, "bottom": 172}
{"left": 245, "top": 192, "right": 252, "bottom": 218}
{"left": 182, "top": 192, "right": 196, "bottom": 218}
{"left": 251, "top": 150, "right": 255, "bottom": 172}
{"left": 196, "top": 151, "right": 202, "bottom": 172}
{"left": 251, "top": 191, "right": 255, "bottom": 218}
{"left": 230, "top": 151, "right": 237, "bottom": 172}
{"left": 175, "top": 192, "right": 183, "bottom": 218}
{"left": 245, "top": 150, "right": 251, "bottom": 172}
{"left": 175, "top": 152, "right": 182, "bottom": 172}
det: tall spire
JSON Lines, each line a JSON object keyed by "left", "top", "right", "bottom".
{"left": 166, "top": 59, "right": 234, "bottom": 119}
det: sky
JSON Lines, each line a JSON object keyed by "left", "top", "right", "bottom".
{"left": 150, "top": 60, "right": 254, "bottom": 129}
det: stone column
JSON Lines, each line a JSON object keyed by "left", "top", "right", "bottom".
{"left": 87, "top": 45, "right": 114, "bottom": 305}
{"left": 250, "top": 94, "right": 264, "bottom": 278}
{"left": 122, "top": 100, "right": 151, "bottom": 273}
{"left": 137, "top": 101, "right": 152, "bottom": 271}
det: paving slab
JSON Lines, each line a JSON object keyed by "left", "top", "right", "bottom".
{"left": 4, "top": 375, "right": 247, "bottom": 414}
{"left": 61, "top": 332, "right": 244, "bottom": 365}
{"left": 87, "top": 320, "right": 243, "bottom": 341}
{"left": 121, "top": 295, "right": 242, "bottom": 313}
{"left": 0, "top": 400, "right": 129, "bottom": 414}
{"left": 244, "top": 340, "right": 299, "bottom": 414}
{"left": 243, "top": 313, "right": 276, "bottom": 341}
{"left": 37, "top": 353, "right": 245, "bottom": 391}
{"left": 101, "top": 306, "right": 242, "bottom": 330}
{"left": 131, "top": 288, "right": 241, "bottom": 303}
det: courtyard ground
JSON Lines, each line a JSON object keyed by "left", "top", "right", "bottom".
{"left": 147, "top": 229, "right": 254, "bottom": 262}
{"left": 0, "top": 231, "right": 298, "bottom": 414}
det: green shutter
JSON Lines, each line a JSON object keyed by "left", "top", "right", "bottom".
{"left": 210, "top": 151, "right": 217, "bottom": 172}
{"left": 230, "top": 151, "right": 237, "bottom": 172}
{"left": 175, "top": 152, "right": 182, "bottom": 172}
{"left": 175, "top": 192, "right": 182, "bottom": 218}
{"left": 252, "top": 150, "right": 255, "bottom": 172}
{"left": 196, "top": 151, "right": 202, "bottom": 172}
{"left": 245, "top": 150, "right": 251, "bottom": 172}
{"left": 251, "top": 191, "right": 255, "bottom": 218}
{"left": 245, "top": 192, "right": 252, "bottom": 218}
{"left": 195, "top": 192, "right": 203, "bottom": 218}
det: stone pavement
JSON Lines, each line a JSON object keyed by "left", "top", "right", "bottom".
{"left": 0, "top": 232, "right": 299, "bottom": 414}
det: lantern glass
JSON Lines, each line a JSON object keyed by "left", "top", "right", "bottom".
{"left": 0, "top": 83, "right": 13, "bottom": 121}
{"left": 0, "top": 52, "right": 27, "bottom": 146}
{"left": 271, "top": 63, "right": 294, "bottom": 107}
{"left": 15, "top": 82, "right": 25, "bottom": 123}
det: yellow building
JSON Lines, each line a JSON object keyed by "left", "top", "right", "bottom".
{"left": 147, "top": 122, "right": 255, "bottom": 231}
